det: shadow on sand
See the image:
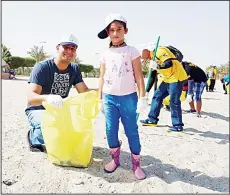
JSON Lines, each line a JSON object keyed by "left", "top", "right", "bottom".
{"left": 201, "top": 111, "right": 229, "bottom": 123}
{"left": 60, "top": 146, "right": 229, "bottom": 192}
{"left": 184, "top": 128, "right": 229, "bottom": 144}
{"left": 202, "top": 97, "right": 220, "bottom": 100}
{"left": 182, "top": 110, "right": 229, "bottom": 123}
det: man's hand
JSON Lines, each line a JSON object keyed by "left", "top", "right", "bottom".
{"left": 150, "top": 60, "right": 157, "bottom": 69}
{"left": 46, "top": 94, "right": 63, "bottom": 108}
{"left": 136, "top": 97, "right": 148, "bottom": 113}
{"left": 75, "top": 82, "right": 89, "bottom": 93}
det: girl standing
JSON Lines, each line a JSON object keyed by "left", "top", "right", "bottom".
{"left": 98, "top": 13, "right": 147, "bottom": 180}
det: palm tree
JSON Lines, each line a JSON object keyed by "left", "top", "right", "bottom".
{"left": 2, "top": 44, "right": 12, "bottom": 65}
{"left": 27, "top": 45, "right": 49, "bottom": 62}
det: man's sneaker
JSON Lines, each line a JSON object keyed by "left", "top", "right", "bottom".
{"left": 185, "top": 109, "right": 196, "bottom": 113}
{"left": 168, "top": 126, "right": 184, "bottom": 132}
{"left": 140, "top": 119, "right": 157, "bottom": 126}
{"left": 197, "top": 114, "right": 201, "bottom": 118}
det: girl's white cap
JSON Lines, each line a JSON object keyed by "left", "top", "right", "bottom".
{"left": 98, "top": 13, "right": 127, "bottom": 39}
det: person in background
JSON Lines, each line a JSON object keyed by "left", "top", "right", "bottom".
{"left": 220, "top": 77, "right": 227, "bottom": 94}
{"left": 221, "top": 74, "right": 230, "bottom": 94}
{"left": 206, "top": 65, "right": 217, "bottom": 92}
{"left": 140, "top": 46, "right": 187, "bottom": 132}
{"left": 182, "top": 61, "right": 207, "bottom": 117}
{"left": 9, "top": 69, "right": 16, "bottom": 79}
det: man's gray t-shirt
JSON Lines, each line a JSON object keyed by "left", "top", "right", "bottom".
{"left": 25, "top": 58, "right": 83, "bottom": 111}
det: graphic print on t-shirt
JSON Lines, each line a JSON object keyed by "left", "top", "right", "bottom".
{"left": 123, "top": 53, "right": 132, "bottom": 73}
{"left": 117, "top": 53, "right": 130, "bottom": 77}
{"left": 112, "top": 60, "right": 117, "bottom": 73}
{"left": 105, "top": 52, "right": 132, "bottom": 87}
{"left": 51, "top": 72, "right": 70, "bottom": 97}
{"left": 101, "top": 46, "right": 139, "bottom": 95}
{"left": 105, "top": 76, "right": 113, "bottom": 85}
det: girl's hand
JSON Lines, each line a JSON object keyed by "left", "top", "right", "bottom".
{"left": 136, "top": 97, "right": 148, "bottom": 113}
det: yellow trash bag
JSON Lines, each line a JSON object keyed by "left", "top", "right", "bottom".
{"left": 41, "top": 90, "right": 99, "bottom": 167}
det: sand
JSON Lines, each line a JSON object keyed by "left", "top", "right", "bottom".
{"left": 2, "top": 77, "right": 229, "bottom": 193}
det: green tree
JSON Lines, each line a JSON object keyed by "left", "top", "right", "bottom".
{"left": 23, "top": 57, "right": 36, "bottom": 67}
{"left": 78, "top": 64, "right": 94, "bottom": 77}
{"left": 18, "top": 57, "right": 36, "bottom": 75}
{"left": 27, "top": 45, "right": 49, "bottom": 62}
{"left": 141, "top": 60, "right": 150, "bottom": 77}
{"left": 90, "top": 68, "right": 100, "bottom": 77}
{"left": 10, "top": 56, "right": 25, "bottom": 70}
{"left": 2, "top": 44, "right": 12, "bottom": 65}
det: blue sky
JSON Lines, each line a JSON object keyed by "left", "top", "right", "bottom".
{"left": 2, "top": 1, "right": 229, "bottom": 68}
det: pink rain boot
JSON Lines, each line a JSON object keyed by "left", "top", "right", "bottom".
{"left": 104, "top": 147, "right": 121, "bottom": 173}
{"left": 131, "top": 153, "right": 146, "bottom": 180}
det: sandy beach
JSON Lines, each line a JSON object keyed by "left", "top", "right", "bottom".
{"left": 2, "top": 77, "right": 229, "bottom": 193}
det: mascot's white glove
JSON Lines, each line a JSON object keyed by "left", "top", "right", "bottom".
{"left": 136, "top": 97, "right": 148, "bottom": 113}
{"left": 46, "top": 94, "right": 63, "bottom": 108}
{"left": 150, "top": 60, "right": 157, "bottom": 69}
{"left": 186, "top": 94, "right": 193, "bottom": 103}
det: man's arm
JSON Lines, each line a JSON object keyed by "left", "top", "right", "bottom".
{"left": 27, "top": 83, "right": 47, "bottom": 106}
{"left": 73, "top": 64, "right": 89, "bottom": 93}
{"left": 74, "top": 82, "right": 89, "bottom": 93}
{"left": 27, "top": 63, "right": 48, "bottom": 106}
{"left": 132, "top": 56, "right": 146, "bottom": 98}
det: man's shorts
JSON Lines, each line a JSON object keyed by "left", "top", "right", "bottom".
{"left": 192, "top": 82, "right": 206, "bottom": 101}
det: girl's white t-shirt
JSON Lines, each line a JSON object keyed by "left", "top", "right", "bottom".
{"left": 100, "top": 45, "right": 140, "bottom": 96}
